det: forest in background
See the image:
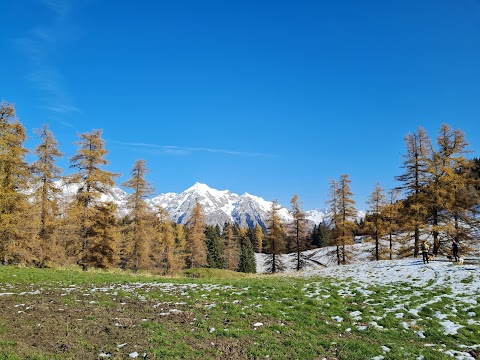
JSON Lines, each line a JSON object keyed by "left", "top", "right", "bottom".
{"left": 1, "top": 101, "right": 479, "bottom": 274}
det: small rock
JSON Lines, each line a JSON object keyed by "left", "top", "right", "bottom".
{"left": 129, "top": 352, "right": 139, "bottom": 358}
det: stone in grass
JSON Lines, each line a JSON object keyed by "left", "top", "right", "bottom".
{"left": 253, "top": 322, "right": 264, "bottom": 327}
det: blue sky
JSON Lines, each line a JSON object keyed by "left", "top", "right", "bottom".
{"left": 1, "top": 0, "right": 480, "bottom": 211}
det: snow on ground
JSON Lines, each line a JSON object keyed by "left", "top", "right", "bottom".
{"left": 255, "top": 242, "right": 377, "bottom": 274}
{"left": 302, "top": 258, "right": 480, "bottom": 359}
{"left": 256, "top": 242, "right": 480, "bottom": 359}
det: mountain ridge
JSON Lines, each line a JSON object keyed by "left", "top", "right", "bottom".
{"left": 56, "top": 181, "right": 330, "bottom": 228}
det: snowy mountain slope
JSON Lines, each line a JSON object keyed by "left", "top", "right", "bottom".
{"left": 55, "top": 180, "right": 130, "bottom": 216}
{"left": 147, "top": 182, "right": 326, "bottom": 228}
{"left": 55, "top": 180, "right": 332, "bottom": 228}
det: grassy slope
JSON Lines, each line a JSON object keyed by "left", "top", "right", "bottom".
{"left": 0, "top": 266, "right": 478, "bottom": 359}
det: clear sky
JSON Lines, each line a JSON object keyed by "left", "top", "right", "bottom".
{"left": 1, "top": 0, "right": 480, "bottom": 211}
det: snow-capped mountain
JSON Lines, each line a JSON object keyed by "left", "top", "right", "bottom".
{"left": 55, "top": 180, "right": 130, "bottom": 217}
{"left": 147, "top": 182, "right": 326, "bottom": 229}
{"left": 56, "top": 181, "right": 328, "bottom": 228}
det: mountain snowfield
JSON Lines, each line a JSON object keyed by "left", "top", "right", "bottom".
{"left": 56, "top": 181, "right": 331, "bottom": 228}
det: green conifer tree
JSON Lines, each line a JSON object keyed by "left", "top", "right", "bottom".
{"left": 205, "top": 224, "right": 223, "bottom": 268}
{"left": 238, "top": 235, "right": 256, "bottom": 273}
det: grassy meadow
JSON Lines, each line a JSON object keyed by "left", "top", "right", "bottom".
{"left": 0, "top": 263, "right": 478, "bottom": 359}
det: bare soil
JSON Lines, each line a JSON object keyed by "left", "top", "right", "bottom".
{"left": 0, "top": 288, "right": 250, "bottom": 359}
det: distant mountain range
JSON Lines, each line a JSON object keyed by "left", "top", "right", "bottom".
{"left": 147, "top": 182, "right": 326, "bottom": 229}
{"left": 57, "top": 181, "right": 356, "bottom": 229}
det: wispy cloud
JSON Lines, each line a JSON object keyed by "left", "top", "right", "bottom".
{"left": 13, "top": 0, "right": 79, "bottom": 117}
{"left": 112, "top": 141, "right": 273, "bottom": 158}
{"left": 41, "top": 0, "right": 72, "bottom": 20}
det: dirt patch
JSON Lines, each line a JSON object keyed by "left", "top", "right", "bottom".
{"left": 0, "top": 287, "right": 256, "bottom": 359}
{"left": 0, "top": 292, "right": 155, "bottom": 359}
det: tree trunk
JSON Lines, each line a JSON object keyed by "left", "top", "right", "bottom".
{"left": 414, "top": 226, "right": 419, "bottom": 257}
{"left": 432, "top": 209, "right": 440, "bottom": 255}
{"left": 389, "top": 233, "right": 392, "bottom": 260}
{"left": 296, "top": 222, "right": 300, "bottom": 271}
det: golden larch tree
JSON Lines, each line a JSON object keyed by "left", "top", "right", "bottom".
{"left": 222, "top": 222, "right": 239, "bottom": 271}
{"left": 0, "top": 102, "right": 32, "bottom": 265}
{"left": 31, "top": 125, "right": 64, "bottom": 266}
{"left": 290, "top": 194, "right": 306, "bottom": 271}
{"left": 185, "top": 201, "right": 207, "bottom": 268}
{"left": 265, "top": 200, "right": 286, "bottom": 273}
{"left": 121, "top": 159, "right": 154, "bottom": 272}
{"left": 69, "top": 129, "right": 118, "bottom": 270}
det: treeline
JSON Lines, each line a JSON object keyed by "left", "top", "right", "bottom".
{"left": 1, "top": 101, "right": 479, "bottom": 273}
{"left": 0, "top": 102, "right": 309, "bottom": 274}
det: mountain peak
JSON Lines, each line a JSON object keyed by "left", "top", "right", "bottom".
{"left": 186, "top": 182, "right": 212, "bottom": 193}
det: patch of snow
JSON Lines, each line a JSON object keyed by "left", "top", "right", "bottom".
{"left": 440, "top": 320, "right": 463, "bottom": 335}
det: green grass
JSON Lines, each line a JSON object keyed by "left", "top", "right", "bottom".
{"left": 0, "top": 265, "right": 478, "bottom": 359}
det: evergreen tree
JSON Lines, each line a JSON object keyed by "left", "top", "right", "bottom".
{"left": 396, "top": 127, "right": 432, "bottom": 256}
{"left": 309, "top": 221, "right": 332, "bottom": 248}
{"left": 69, "top": 129, "right": 118, "bottom": 270}
{"left": 309, "top": 224, "right": 320, "bottom": 247}
{"left": 0, "top": 102, "right": 31, "bottom": 265}
{"left": 238, "top": 235, "right": 256, "bottom": 273}
{"left": 205, "top": 224, "right": 223, "bottom": 268}
{"left": 318, "top": 221, "right": 333, "bottom": 248}
{"left": 121, "top": 159, "right": 154, "bottom": 272}
{"left": 185, "top": 201, "right": 207, "bottom": 268}
{"left": 31, "top": 125, "right": 63, "bottom": 266}
{"left": 265, "top": 200, "right": 286, "bottom": 273}
{"left": 290, "top": 194, "right": 306, "bottom": 271}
